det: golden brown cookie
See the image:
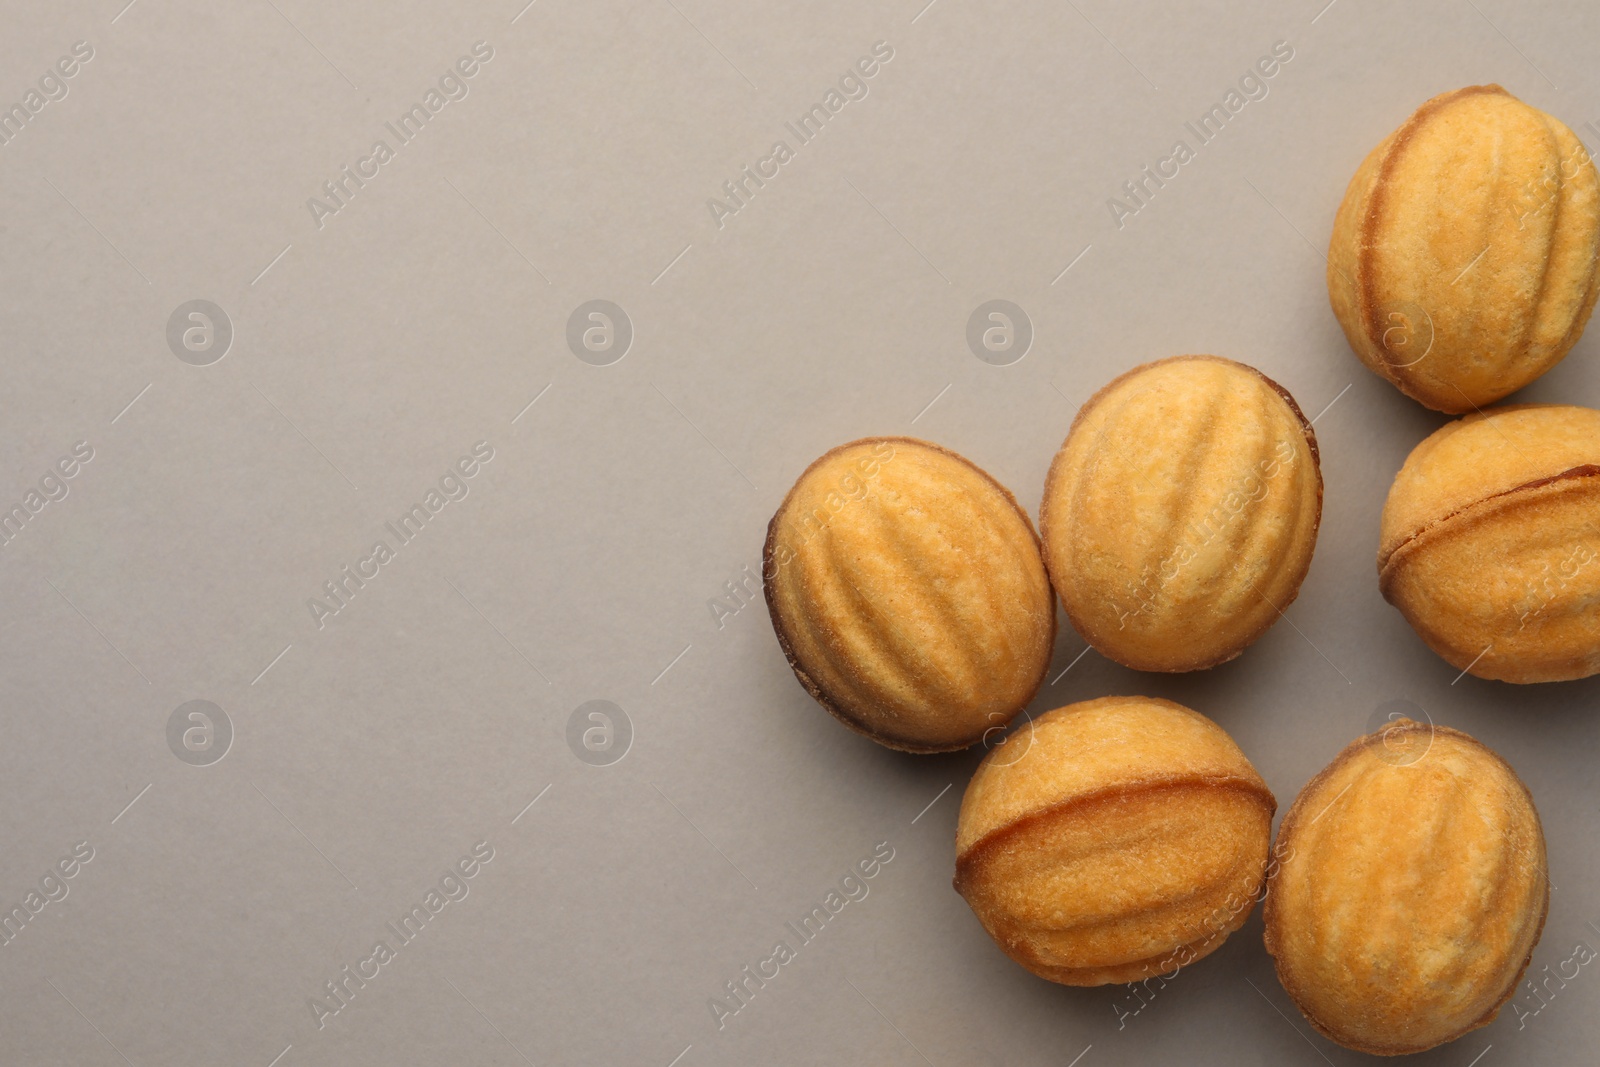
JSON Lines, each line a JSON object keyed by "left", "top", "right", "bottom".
{"left": 954, "top": 696, "right": 1275, "bottom": 985}
{"left": 763, "top": 437, "right": 1054, "bottom": 753}
{"left": 1379, "top": 403, "right": 1600, "bottom": 682}
{"left": 1264, "top": 719, "right": 1548, "bottom": 1056}
{"left": 1039, "top": 356, "right": 1322, "bottom": 672}
{"left": 1328, "top": 84, "right": 1600, "bottom": 413}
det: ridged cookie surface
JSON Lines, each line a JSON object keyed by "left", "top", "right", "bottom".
{"left": 954, "top": 697, "right": 1275, "bottom": 986}
{"left": 1264, "top": 720, "right": 1548, "bottom": 1056}
{"left": 764, "top": 437, "right": 1054, "bottom": 752}
{"left": 1040, "top": 356, "right": 1322, "bottom": 672}
{"left": 1328, "top": 84, "right": 1600, "bottom": 412}
{"left": 1379, "top": 404, "right": 1600, "bottom": 682}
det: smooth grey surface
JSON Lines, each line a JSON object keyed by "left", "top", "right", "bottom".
{"left": 1, "top": 0, "right": 1598, "bottom": 1064}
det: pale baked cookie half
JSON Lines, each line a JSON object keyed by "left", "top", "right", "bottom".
{"left": 1040, "top": 356, "right": 1322, "bottom": 672}
{"left": 1328, "top": 84, "right": 1600, "bottom": 412}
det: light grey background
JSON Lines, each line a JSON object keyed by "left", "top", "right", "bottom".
{"left": 1, "top": 0, "right": 1597, "bottom": 1064}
